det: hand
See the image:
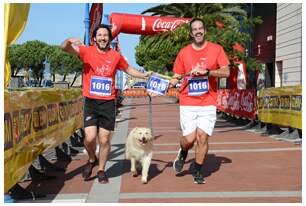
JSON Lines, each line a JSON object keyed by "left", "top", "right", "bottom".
{"left": 144, "top": 71, "right": 153, "bottom": 80}
{"left": 190, "top": 68, "right": 208, "bottom": 76}
{"left": 169, "top": 78, "right": 178, "bottom": 88}
{"left": 147, "top": 91, "right": 160, "bottom": 97}
{"left": 70, "top": 38, "right": 84, "bottom": 46}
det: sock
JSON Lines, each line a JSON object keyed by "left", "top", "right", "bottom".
{"left": 180, "top": 147, "right": 188, "bottom": 160}
{"left": 194, "top": 162, "right": 202, "bottom": 172}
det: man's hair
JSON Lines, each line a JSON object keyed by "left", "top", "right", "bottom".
{"left": 189, "top": 18, "right": 206, "bottom": 32}
{"left": 92, "top": 24, "right": 112, "bottom": 40}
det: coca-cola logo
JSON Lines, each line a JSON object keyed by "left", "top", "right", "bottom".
{"left": 228, "top": 91, "right": 240, "bottom": 111}
{"left": 241, "top": 92, "right": 254, "bottom": 113}
{"left": 152, "top": 18, "right": 187, "bottom": 32}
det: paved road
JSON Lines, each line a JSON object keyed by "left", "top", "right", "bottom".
{"left": 18, "top": 96, "right": 302, "bottom": 203}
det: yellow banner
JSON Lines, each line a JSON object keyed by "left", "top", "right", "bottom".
{"left": 4, "top": 88, "right": 83, "bottom": 192}
{"left": 257, "top": 85, "right": 301, "bottom": 129}
{"left": 4, "top": 3, "right": 30, "bottom": 88}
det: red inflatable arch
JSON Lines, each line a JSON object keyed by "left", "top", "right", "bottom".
{"left": 109, "top": 12, "right": 190, "bottom": 38}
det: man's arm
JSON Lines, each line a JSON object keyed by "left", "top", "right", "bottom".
{"left": 209, "top": 66, "right": 230, "bottom": 78}
{"left": 125, "top": 66, "right": 151, "bottom": 80}
{"left": 60, "top": 38, "right": 83, "bottom": 56}
{"left": 190, "top": 66, "right": 230, "bottom": 78}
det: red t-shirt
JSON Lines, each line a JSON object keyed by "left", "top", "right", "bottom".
{"left": 173, "top": 42, "right": 229, "bottom": 106}
{"left": 78, "top": 46, "right": 128, "bottom": 100}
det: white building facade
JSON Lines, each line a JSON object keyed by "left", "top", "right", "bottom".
{"left": 275, "top": 3, "right": 302, "bottom": 87}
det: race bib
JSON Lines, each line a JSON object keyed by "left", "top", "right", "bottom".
{"left": 90, "top": 76, "right": 112, "bottom": 96}
{"left": 187, "top": 76, "right": 209, "bottom": 96}
{"left": 146, "top": 75, "right": 170, "bottom": 95}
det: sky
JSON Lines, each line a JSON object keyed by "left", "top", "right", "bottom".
{"left": 16, "top": 3, "right": 160, "bottom": 69}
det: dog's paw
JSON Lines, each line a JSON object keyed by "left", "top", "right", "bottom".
{"left": 141, "top": 177, "right": 148, "bottom": 184}
{"left": 131, "top": 170, "right": 138, "bottom": 177}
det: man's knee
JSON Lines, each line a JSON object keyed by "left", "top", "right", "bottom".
{"left": 98, "top": 128, "right": 111, "bottom": 147}
{"left": 99, "top": 136, "right": 111, "bottom": 147}
{"left": 84, "top": 126, "right": 97, "bottom": 145}
{"left": 196, "top": 129, "right": 209, "bottom": 145}
{"left": 181, "top": 137, "right": 195, "bottom": 150}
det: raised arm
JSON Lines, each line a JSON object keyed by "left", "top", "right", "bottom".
{"left": 60, "top": 37, "right": 83, "bottom": 56}
{"left": 125, "top": 66, "right": 151, "bottom": 80}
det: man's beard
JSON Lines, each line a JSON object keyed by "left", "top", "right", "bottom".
{"left": 96, "top": 42, "right": 110, "bottom": 51}
{"left": 193, "top": 32, "right": 205, "bottom": 47}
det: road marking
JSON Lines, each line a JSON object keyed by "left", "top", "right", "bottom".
{"left": 86, "top": 100, "right": 131, "bottom": 203}
{"left": 154, "top": 141, "right": 279, "bottom": 146}
{"left": 16, "top": 193, "right": 87, "bottom": 203}
{"left": 119, "top": 190, "right": 301, "bottom": 199}
{"left": 154, "top": 147, "right": 301, "bottom": 154}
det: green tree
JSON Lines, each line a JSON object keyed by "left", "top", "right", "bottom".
{"left": 58, "top": 51, "right": 83, "bottom": 85}
{"left": 21, "top": 40, "right": 49, "bottom": 85}
{"left": 9, "top": 41, "right": 83, "bottom": 87}
{"left": 8, "top": 44, "right": 27, "bottom": 76}
{"left": 47, "top": 45, "right": 62, "bottom": 81}
{"left": 136, "top": 3, "right": 263, "bottom": 79}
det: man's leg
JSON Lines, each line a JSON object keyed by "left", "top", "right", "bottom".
{"left": 84, "top": 126, "right": 98, "bottom": 161}
{"left": 174, "top": 106, "right": 197, "bottom": 173}
{"left": 173, "top": 131, "right": 196, "bottom": 173}
{"left": 82, "top": 126, "right": 98, "bottom": 180}
{"left": 193, "top": 127, "right": 209, "bottom": 184}
{"left": 97, "top": 127, "right": 112, "bottom": 183}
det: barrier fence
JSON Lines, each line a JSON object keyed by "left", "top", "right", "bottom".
{"left": 4, "top": 85, "right": 301, "bottom": 192}
{"left": 257, "top": 85, "right": 301, "bottom": 129}
{"left": 4, "top": 88, "right": 83, "bottom": 192}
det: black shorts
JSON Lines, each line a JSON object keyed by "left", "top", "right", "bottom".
{"left": 84, "top": 97, "right": 116, "bottom": 131}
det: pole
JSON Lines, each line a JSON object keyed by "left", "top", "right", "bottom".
{"left": 84, "top": 3, "right": 90, "bottom": 46}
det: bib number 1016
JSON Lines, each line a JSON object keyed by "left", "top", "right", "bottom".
{"left": 90, "top": 76, "right": 112, "bottom": 96}
{"left": 146, "top": 75, "right": 170, "bottom": 95}
{"left": 187, "top": 77, "right": 209, "bottom": 96}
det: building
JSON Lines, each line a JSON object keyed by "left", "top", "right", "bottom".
{"left": 275, "top": 3, "right": 302, "bottom": 87}
{"left": 249, "top": 3, "right": 302, "bottom": 88}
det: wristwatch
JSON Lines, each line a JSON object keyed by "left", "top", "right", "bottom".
{"left": 173, "top": 74, "right": 183, "bottom": 80}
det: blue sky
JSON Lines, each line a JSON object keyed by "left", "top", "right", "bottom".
{"left": 16, "top": 3, "right": 160, "bottom": 69}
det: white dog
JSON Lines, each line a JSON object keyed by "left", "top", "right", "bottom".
{"left": 125, "top": 127, "right": 153, "bottom": 184}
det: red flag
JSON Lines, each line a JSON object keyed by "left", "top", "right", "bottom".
{"left": 89, "top": 3, "right": 103, "bottom": 45}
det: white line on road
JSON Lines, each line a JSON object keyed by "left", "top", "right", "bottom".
{"left": 154, "top": 147, "right": 301, "bottom": 154}
{"left": 154, "top": 141, "right": 279, "bottom": 146}
{"left": 119, "top": 190, "right": 301, "bottom": 199}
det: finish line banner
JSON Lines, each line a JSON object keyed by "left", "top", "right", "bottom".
{"left": 257, "top": 85, "right": 301, "bottom": 129}
{"left": 4, "top": 88, "right": 83, "bottom": 192}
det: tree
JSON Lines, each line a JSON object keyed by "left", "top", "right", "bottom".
{"left": 57, "top": 51, "right": 83, "bottom": 85}
{"left": 8, "top": 44, "right": 27, "bottom": 76}
{"left": 9, "top": 41, "right": 83, "bottom": 87}
{"left": 21, "top": 40, "right": 49, "bottom": 85}
{"left": 136, "top": 3, "right": 263, "bottom": 77}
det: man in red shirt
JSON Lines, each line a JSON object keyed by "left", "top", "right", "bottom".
{"left": 169, "top": 18, "right": 230, "bottom": 184}
{"left": 61, "top": 25, "right": 150, "bottom": 184}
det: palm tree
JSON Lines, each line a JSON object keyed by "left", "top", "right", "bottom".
{"left": 142, "top": 3, "right": 247, "bottom": 20}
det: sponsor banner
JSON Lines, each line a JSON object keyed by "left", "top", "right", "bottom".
{"left": 257, "top": 85, "right": 301, "bottom": 129}
{"left": 217, "top": 89, "right": 256, "bottom": 120}
{"left": 4, "top": 88, "right": 83, "bottom": 192}
{"left": 109, "top": 12, "right": 190, "bottom": 38}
